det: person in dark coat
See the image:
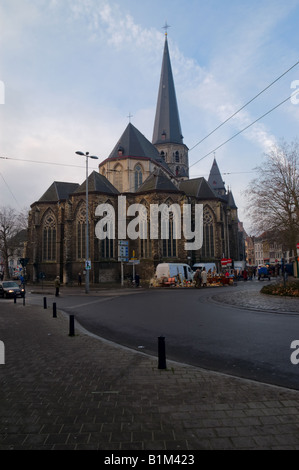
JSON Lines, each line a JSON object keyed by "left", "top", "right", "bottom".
{"left": 54, "top": 276, "right": 60, "bottom": 296}
{"left": 193, "top": 269, "right": 202, "bottom": 288}
{"left": 134, "top": 273, "right": 140, "bottom": 287}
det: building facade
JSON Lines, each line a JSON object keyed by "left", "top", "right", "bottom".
{"left": 26, "top": 33, "right": 240, "bottom": 284}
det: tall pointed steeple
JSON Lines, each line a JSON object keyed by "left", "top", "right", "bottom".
{"left": 208, "top": 157, "right": 226, "bottom": 196}
{"left": 152, "top": 27, "right": 189, "bottom": 180}
{"left": 152, "top": 32, "right": 183, "bottom": 145}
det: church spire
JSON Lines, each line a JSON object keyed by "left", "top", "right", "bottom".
{"left": 152, "top": 27, "right": 189, "bottom": 180}
{"left": 208, "top": 157, "right": 226, "bottom": 196}
{"left": 152, "top": 30, "right": 183, "bottom": 145}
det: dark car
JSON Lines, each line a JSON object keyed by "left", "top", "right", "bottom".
{"left": 0, "top": 281, "right": 25, "bottom": 298}
{"left": 258, "top": 266, "right": 271, "bottom": 281}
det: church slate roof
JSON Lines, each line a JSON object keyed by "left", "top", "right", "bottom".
{"left": 107, "top": 123, "right": 159, "bottom": 160}
{"left": 103, "top": 122, "right": 171, "bottom": 173}
{"left": 227, "top": 190, "right": 238, "bottom": 209}
{"left": 208, "top": 158, "right": 226, "bottom": 195}
{"left": 152, "top": 36, "right": 184, "bottom": 145}
{"left": 38, "top": 182, "right": 80, "bottom": 202}
{"left": 100, "top": 122, "right": 171, "bottom": 173}
{"left": 137, "top": 168, "right": 180, "bottom": 193}
{"left": 179, "top": 177, "right": 218, "bottom": 200}
{"left": 74, "top": 171, "right": 119, "bottom": 195}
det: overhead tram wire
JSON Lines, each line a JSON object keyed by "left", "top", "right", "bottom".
{"left": 0, "top": 171, "right": 22, "bottom": 208}
{"left": 0, "top": 156, "right": 95, "bottom": 170}
{"left": 189, "top": 90, "right": 299, "bottom": 170}
{"left": 2, "top": 60, "right": 298, "bottom": 185}
{"left": 188, "top": 59, "right": 299, "bottom": 153}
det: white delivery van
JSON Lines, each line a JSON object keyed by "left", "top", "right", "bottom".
{"left": 155, "top": 263, "right": 194, "bottom": 283}
{"left": 192, "top": 263, "right": 217, "bottom": 274}
{"left": 233, "top": 261, "right": 245, "bottom": 271}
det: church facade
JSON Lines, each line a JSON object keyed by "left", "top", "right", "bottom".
{"left": 26, "top": 33, "right": 240, "bottom": 284}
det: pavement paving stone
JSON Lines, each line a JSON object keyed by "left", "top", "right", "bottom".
{"left": 210, "top": 280, "right": 299, "bottom": 313}
{"left": 1, "top": 288, "right": 299, "bottom": 451}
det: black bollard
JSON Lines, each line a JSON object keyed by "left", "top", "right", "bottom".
{"left": 14, "top": 294, "right": 17, "bottom": 304}
{"left": 69, "top": 315, "right": 75, "bottom": 337}
{"left": 43, "top": 297, "right": 47, "bottom": 309}
{"left": 158, "top": 336, "right": 167, "bottom": 370}
{"left": 53, "top": 302, "right": 57, "bottom": 318}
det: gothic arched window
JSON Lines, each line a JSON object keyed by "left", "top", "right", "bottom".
{"left": 76, "top": 205, "right": 87, "bottom": 260}
{"left": 134, "top": 164, "right": 143, "bottom": 191}
{"left": 202, "top": 207, "right": 215, "bottom": 258}
{"left": 139, "top": 200, "right": 152, "bottom": 258}
{"left": 42, "top": 211, "right": 57, "bottom": 261}
{"left": 161, "top": 200, "right": 178, "bottom": 258}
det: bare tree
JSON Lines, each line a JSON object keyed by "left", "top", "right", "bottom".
{"left": 0, "top": 206, "right": 29, "bottom": 279}
{"left": 245, "top": 140, "right": 299, "bottom": 252}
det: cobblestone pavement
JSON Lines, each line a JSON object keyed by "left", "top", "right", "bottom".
{"left": 1, "top": 284, "right": 299, "bottom": 451}
{"left": 209, "top": 278, "right": 299, "bottom": 314}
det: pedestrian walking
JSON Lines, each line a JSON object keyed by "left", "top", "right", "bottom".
{"left": 134, "top": 273, "right": 140, "bottom": 287}
{"left": 193, "top": 268, "right": 202, "bottom": 288}
{"left": 54, "top": 276, "right": 60, "bottom": 297}
{"left": 201, "top": 267, "right": 207, "bottom": 287}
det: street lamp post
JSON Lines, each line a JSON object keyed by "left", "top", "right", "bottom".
{"left": 76, "top": 151, "right": 99, "bottom": 293}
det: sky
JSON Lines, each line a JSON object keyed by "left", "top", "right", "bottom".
{"left": 0, "top": 0, "right": 299, "bottom": 234}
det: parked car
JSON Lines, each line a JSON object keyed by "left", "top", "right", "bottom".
{"left": 258, "top": 266, "right": 271, "bottom": 281}
{"left": 0, "top": 281, "right": 25, "bottom": 298}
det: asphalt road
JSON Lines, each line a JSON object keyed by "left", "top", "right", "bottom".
{"left": 23, "top": 282, "right": 299, "bottom": 390}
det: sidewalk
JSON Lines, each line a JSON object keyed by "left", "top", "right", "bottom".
{"left": 1, "top": 292, "right": 299, "bottom": 450}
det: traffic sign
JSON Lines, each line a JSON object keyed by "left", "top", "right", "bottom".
{"left": 118, "top": 240, "right": 129, "bottom": 262}
{"left": 85, "top": 260, "right": 91, "bottom": 270}
{"left": 221, "top": 258, "right": 232, "bottom": 266}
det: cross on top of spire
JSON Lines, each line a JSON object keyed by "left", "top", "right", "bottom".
{"left": 162, "top": 21, "right": 170, "bottom": 37}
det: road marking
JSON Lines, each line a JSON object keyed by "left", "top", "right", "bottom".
{"left": 63, "top": 297, "right": 117, "bottom": 309}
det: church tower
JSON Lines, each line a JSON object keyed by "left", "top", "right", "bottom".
{"left": 152, "top": 28, "right": 189, "bottom": 180}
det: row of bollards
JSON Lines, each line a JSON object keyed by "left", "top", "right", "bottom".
{"left": 42, "top": 296, "right": 167, "bottom": 367}
{"left": 43, "top": 297, "right": 75, "bottom": 337}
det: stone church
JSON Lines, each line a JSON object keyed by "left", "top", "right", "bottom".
{"left": 26, "top": 32, "right": 240, "bottom": 284}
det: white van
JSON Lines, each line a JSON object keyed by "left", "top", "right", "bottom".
{"left": 192, "top": 263, "right": 217, "bottom": 274}
{"left": 155, "top": 263, "right": 194, "bottom": 282}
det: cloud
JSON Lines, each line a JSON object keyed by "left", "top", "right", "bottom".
{"left": 1, "top": 0, "right": 299, "bottom": 231}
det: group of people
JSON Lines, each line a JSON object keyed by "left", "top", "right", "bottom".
{"left": 193, "top": 267, "right": 208, "bottom": 288}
